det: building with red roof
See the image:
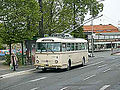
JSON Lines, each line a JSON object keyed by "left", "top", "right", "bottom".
{"left": 83, "top": 24, "right": 120, "bottom": 52}
{"left": 83, "top": 24, "right": 119, "bottom": 34}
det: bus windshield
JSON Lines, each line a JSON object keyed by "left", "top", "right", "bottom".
{"left": 36, "top": 42, "right": 61, "bottom": 52}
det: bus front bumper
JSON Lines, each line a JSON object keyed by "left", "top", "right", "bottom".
{"left": 34, "top": 64, "right": 63, "bottom": 69}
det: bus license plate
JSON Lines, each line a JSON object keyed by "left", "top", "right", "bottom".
{"left": 46, "top": 64, "right": 49, "bottom": 66}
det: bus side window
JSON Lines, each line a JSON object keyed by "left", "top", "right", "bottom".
{"left": 78, "top": 43, "right": 82, "bottom": 50}
{"left": 81, "top": 43, "right": 85, "bottom": 50}
{"left": 75, "top": 43, "right": 78, "bottom": 50}
{"left": 85, "top": 43, "right": 88, "bottom": 50}
{"left": 62, "top": 43, "right": 66, "bottom": 52}
{"left": 67, "top": 43, "right": 71, "bottom": 51}
{"left": 71, "top": 43, "right": 74, "bottom": 51}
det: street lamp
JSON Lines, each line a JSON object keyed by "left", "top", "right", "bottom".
{"left": 91, "top": 0, "right": 104, "bottom": 57}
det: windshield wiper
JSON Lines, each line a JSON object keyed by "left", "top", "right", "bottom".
{"left": 48, "top": 47, "right": 54, "bottom": 53}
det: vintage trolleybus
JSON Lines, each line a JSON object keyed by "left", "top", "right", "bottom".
{"left": 34, "top": 36, "right": 88, "bottom": 71}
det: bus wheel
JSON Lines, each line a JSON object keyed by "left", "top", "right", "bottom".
{"left": 82, "top": 57, "right": 85, "bottom": 66}
{"left": 67, "top": 60, "right": 71, "bottom": 71}
{"left": 42, "top": 68, "right": 47, "bottom": 72}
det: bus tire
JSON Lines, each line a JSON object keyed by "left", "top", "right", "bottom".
{"left": 67, "top": 60, "right": 71, "bottom": 71}
{"left": 42, "top": 68, "right": 47, "bottom": 72}
{"left": 82, "top": 57, "right": 85, "bottom": 66}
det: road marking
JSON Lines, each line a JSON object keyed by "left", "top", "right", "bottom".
{"left": 98, "top": 64, "right": 107, "bottom": 68}
{"left": 0, "top": 69, "right": 35, "bottom": 79}
{"left": 87, "top": 61, "right": 104, "bottom": 67}
{"left": 60, "top": 87, "right": 68, "bottom": 90}
{"left": 28, "top": 77, "right": 47, "bottom": 83}
{"left": 84, "top": 75, "right": 96, "bottom": 81}
{"left": 4, "top": 77, "right": 47, "bottom": 89}
{"left": 99, "top": 85, "right": 110, "bottom": 90}
{"left": 0, "top": 69, "right": 7, "bottom": 71}
{"left": 103, "top": 68, "right": 111, "bottom": 73}
{"left": 79, "top": 61, "right": 104, "bottom": 69}
{"left": 30, "top": 87, "right": 39, "bottom": 90}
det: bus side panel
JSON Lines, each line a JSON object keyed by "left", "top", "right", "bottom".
{"left": 60, "top": 51, "right": 88, "bottom": 68}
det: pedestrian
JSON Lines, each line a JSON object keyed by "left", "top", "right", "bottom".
{"left": 10, "top": 52, "right": 18, "bottom": 71}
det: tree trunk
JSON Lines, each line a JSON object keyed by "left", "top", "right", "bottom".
{"left": 38, "top": 0, "right": 44, "bottom": 37}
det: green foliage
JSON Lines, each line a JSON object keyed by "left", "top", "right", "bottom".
{"left": 0, "top": 38, "right": 3, "bottom": 49}
{"left": 0, "top": 0, "right": 41, "bottom": 45}
{"left": 4, "top": 54, "right": 11, "bottom": 65}
{"left": 42, "top": 0, "right": 103, "bottom": 37}
{"left": 0, "top": 0, "right": 104, "bottom": 43}
{"left": 4, "top": 54, "right": 26, "bottom": 65}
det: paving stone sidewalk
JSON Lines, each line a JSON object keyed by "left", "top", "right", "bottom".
{"left": 0, "top": 60, "right": 35, "bottom": 76}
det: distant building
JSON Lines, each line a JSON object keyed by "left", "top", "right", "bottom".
{"left": 83, "top": 24, "right": 120, "bottom": 51}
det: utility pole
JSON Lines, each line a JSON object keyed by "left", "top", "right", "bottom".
{"left": 91, "top": 0, "right": 104, "bottom": 57}
{"left": 38, "top": 0, "right": 44, "bottom": 37}
{"left": 91, "top": 17, "right": 94, "bottom": 57}
{"left": 91, "top": 3, "right": 94, "bottom": 57}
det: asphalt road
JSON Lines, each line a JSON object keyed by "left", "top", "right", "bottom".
{"left": 1, "top": 51, "right": 120, "bottom": 90}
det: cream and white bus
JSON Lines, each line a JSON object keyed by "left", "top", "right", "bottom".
{"left": 34, "top": 37, "right": 88, "bottom": 71}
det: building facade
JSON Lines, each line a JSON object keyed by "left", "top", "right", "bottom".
{"left": 83, "top": 24, "right": 120, "bottom": 51}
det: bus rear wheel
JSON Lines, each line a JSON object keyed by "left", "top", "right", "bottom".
{"left": 82, "top": 57, "right": 85, "bottom": 66}
{"left": 67, "top": 60, "right": 71, "bottom": 71}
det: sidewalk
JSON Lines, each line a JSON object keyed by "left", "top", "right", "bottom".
{"left": 0, "top": 60, "right": 35, "bottom": 78}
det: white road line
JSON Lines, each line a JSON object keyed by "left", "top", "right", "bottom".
{"left": 99, "top": 85, "right": 110, "bottom": 90}
{"left": 84, "top": 75, "right": 96, "bottom": 81}
{"left": 79, "top": 61, "right": 104, "bottom": 69}
{"left": 4, "top": 77, "right": 47, "bottom": 89}
{"left": 0, "top": 69, "right": 7, "bottom": 71}
{"left": 60, "top": 87, "right": 68, "bottom": 90}
{"left": 0, "top": 69, "right": 35, "bottom": 79}
{"left": 87, "top": 61, "right": 104, "bottom": 67}
{"left": 98, "top": 64, "right": 107, "bottom": 68}
{"left": 30, "top": 87, "right": 39, "bottom": 90}
{"left": 28, "top": 77, "right": 47, "bottom": 83}
{"left": 103, "top": 68, "right": 111, "bottom": 73}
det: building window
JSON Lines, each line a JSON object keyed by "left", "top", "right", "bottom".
{"left": 106, "top": 29, "right": 111, "bottom": 32}
{"left": 96, "top": 30, "right": 104, "bottom": 32}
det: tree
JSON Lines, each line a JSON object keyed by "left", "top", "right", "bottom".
{"left": 0, "top": 0, "right": 41, "bottom": 55}
{"left": 41, "top": 0, "right": 103, "bottom": 37}
{"left": 63, "top": 0, "right": 103, "bottom": 37}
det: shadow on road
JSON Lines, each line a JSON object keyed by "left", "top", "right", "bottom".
{"left": 34, "top": 64, "right": 85, "bottom": 73}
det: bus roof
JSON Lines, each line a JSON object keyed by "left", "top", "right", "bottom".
{"left": 36, "top": 37, "right": 87, "bottom": 43}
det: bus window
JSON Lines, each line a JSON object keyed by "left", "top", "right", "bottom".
{"left": 47, "top": 43, "right": 61, "bottom": 52}
{"left": 81, "top": 43, "right": 85, "bottom": 50}
{"left": 85, "top": 43, "right": 88, "bottom": 50}
{"left": 67, "top": 43, "right": 71, "bottom": 51}
{"left": 62, "top": 43, "right": 66, "bottom": 52}
{"left": 36, "top": 42, "right": 61, "bottom": 52}
{"left": 78, "top": 43, "right": 82, "bottom": 50}
{"left": 75, "top": 43, "right": 78, "bottom": 50}
{"left": 36, "top": 43, "right": 47, "bottom": 52}
{"left": 71, "top": 43, "right": 74, "bottom": 51}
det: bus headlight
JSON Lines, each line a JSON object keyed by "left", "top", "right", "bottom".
{"left": 55, "top": 60, "right": 58, "bottom": 64}
{"left": 36, "top": 60, "right": 39, "bottom": 63}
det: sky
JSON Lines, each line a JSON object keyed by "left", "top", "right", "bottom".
{"left": 85, "top": 0, "right": 120, "bottom": 27}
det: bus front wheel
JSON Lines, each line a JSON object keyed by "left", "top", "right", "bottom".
{"left": 42, "top": 68, "right": 47, "bottom": 72}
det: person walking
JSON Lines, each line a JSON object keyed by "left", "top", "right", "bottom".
{"left": 10, "top": 52, "right": 18, "bottom": 71}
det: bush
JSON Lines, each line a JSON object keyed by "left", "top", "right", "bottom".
{"left": 4, "top": 54, "right": 11, "bottom": 65}
{"left": 4, "top": 54, "right": 27, "bottom": 65}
